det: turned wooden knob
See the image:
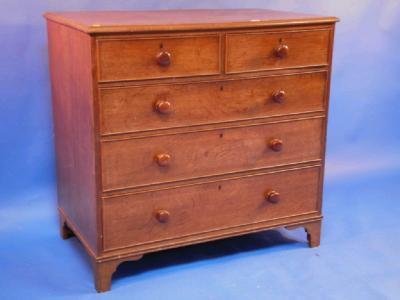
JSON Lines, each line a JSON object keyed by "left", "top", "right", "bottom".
{"left": 272, "top": 90, "right": 286, "bottom": 103}
{"left": 275, "top": 44, "right": 289, "bottom": 58}
{"left": 156, "top": 51, "right": 171, "bottom": 66}
{"left": 269, "top": 138, "right": 283, "bottom": 152}
{"left": 265, "top": 190, "right": 280, "bottom": 204}
{"left": 155, "top": 209, "right": 170, "bottom": 223}
{"left": 154, "top": 153, "right": 171, "bottom": 167}
{"left": 154, "top": 100, "right": 173, "bottom": 114}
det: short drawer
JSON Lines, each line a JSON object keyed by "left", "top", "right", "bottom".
{"left": 226, "top": 29, "right": 330, "bottom": 73}
{"left": 100, "top": 72, "right": 327, "bottom": 135}
{"left": 102, "top": 166, "right": 320, "bottom": 251}
{"left": 97, "top": 35, "right": 221, "bottom": 82}
{"left": 101, "top": 117, "right": 323, "bottom": 191}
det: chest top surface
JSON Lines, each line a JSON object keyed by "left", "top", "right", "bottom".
{"left": 43, "top": 9, "right": 338, "bottom": 34}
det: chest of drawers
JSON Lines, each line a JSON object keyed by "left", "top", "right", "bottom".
{"left": 44, "top": 9, "right": 338, "bottom": 292}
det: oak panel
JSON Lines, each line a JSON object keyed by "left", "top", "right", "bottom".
{"left": 47, "top": 21, "right": 99, "bottom": 253}
{"left": 226, "top": 29, "right": 330, "bottom": 73}
{"left": 102, "top": 166, "right": 320, "bottom": 251}
{"left": 97, "top": 35, "right": 220, "bottom": 82}
{"left": 101, "top": 118, "right": 323, "bottom": 191}
{"left": 100, "top": 72, "right": 326, "bottom": 135}
{"left": 44, "top": 9, "right": 338, "bottom": 34}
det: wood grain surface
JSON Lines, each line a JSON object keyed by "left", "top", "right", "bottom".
{"left": 102, "top": 166, "right": 320, "bottom": 251}
{"left": 226, "top": 29, "right": 330, "bottom": 73}
{"left": 97, "top": 34, "right": 221, "bottom": 82}
{"left": 100, "top": 71, "right": 327, "bottom": 135}
{"left": 101, "top": 117, "right": 323, "bottom": 191}
{"left": 47, "top": 21, "right": 99, "bottom": 253}
{"left": 43, "top": 9, "right": 338, "bottom": 34}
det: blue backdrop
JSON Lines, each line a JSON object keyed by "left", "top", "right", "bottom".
{"left": 1, "top": 1, "right": 399, "bottom": 299}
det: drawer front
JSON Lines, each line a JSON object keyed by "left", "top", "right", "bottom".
{"left": 101, "top": 118, "right": 323, "bottom": 191}
{"left": 97, "top": 35, "right": 221, "bottom": 82}
{"left": 226, "top": 30, "right": 330, "bottom": 73}
{"left": 102, "top": 166, "right": 320, "bottom": 251}
{"left": 100, "top": 72, "right": 326, "bottom": 135}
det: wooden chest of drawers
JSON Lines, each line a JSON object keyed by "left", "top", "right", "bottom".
{"left": 44, "top": 9, "right": 338, "bottom": 292}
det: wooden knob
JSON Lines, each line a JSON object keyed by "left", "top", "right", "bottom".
{"left": 269, "top": 138, "right": 283, "bottom": 152}
{"left": 154, "top": 153, "right": 171, "bottom": 167}
{"left": 155, "top": 209, "right": 170, "bottom": 223}
{"left": 272, "top": 90, "right": 286, "bottom": 103}
{"left": 156, "top": 51, "right": 171, "bottom": 66}
{"left": 265, "top": 190, "right": 280, "bottom": 204}
{"left": 275, "top": 44, "right": 289, "bottom": 58}
{"left": 154, "top": 100, "right": 173, "bottom": 114}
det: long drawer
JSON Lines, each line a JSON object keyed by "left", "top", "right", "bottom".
{"left": 97, "top": 34, "right": 221, "bottom": 82}
{"left": 102, "top": 166, "right": 321, "bottom": 251}
{"left": 100, "top": 72, "right": 327, "bottom": 135}
{"left": 101, "top": 117, "right": 323, "bottom": 191}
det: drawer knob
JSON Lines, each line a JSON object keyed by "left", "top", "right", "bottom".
{"left": 275, "top": 44, "right": 289, "bottom": 58}
{"left": 265, "top": 190, "right": 280, "bottom": 204}
{"left": 154, "top": 100, "right": 173, "bottom": 114}
{"left": 272, "top": 90, "right": 286, "bottom": 103}
{"left": 154, "top": 153, "right": 171, "bottom": 167}
{"left": 155, "top": 209, "right": 170, "bottom": 223}
{"left": 156, "top": 51, "right": 171, "bottom": 67}
{"left": 269, "top": 138, "right": 283, "bottom": 152}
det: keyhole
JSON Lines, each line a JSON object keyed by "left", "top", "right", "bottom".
{"left": 219, "top": 133, "right": 224, "bottom": 138}
{"left": 220, "top": 85, "right": 224, "bottom": 91}
{"left": 218, "top": 185, "right": 222, "bottom": 190}
{"left": 159, "top": 43, "right": 164, "bottom": 49}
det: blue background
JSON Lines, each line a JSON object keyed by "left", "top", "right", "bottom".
{"left": 1, "top": 1, "right": 399, "bottom": 299}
